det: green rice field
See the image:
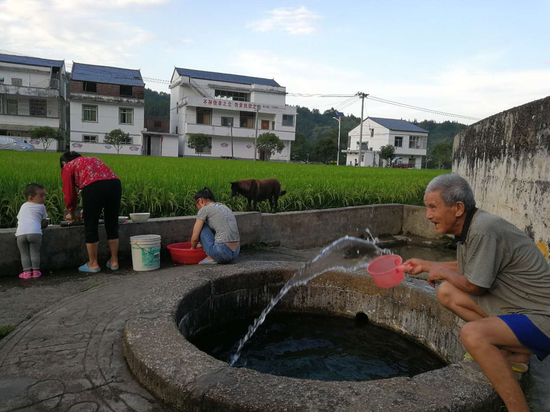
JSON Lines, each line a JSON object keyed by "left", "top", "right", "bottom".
{"left": 0, "top": 151, "right": 449, "bottom": 228}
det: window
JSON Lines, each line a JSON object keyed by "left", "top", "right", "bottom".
{"left": 409, "top": 136, "right": 424, "bottom": 149}
{"left": 11, "top": 78, "right": 23, "bottom": 86}
{"left": 83, "top": 105, "right": 98, "bottom": 122}
{"left": 83, "top": 82, "right": 97, "bottom": 93}
{"left": 0, "top": 77, "right": 4, "bottom": 83}
{"left": 394, "top": 136, "right": 403, "bottom": 148}
{"left": 121, "top": 135, "right": 132, "bottom": 144}
{"left": 272, "top": 121, "right": 275, "bottom": 130}
{"left": 30, "top": 99, "right": 47, "bottom": 116}
{"left": 119, "top": 108, "right": 134, "bottom": 125}
{"left": 370, "top": 128, "right": 374, "bottom": 137}
{"left": 240, "top": 111, "right": 255, "bottom": 128}
{"left": 154, "top": 120, "right": 162, "bottom": 128}
{"left": 196, "top": 108, "right": 212, "bottom": 125}
{"left": 408, "top": 157, "right": 416, "bottom": 166}
{"left": 221, "top": 117, "right": 234, "bottom": 127}
{"left": 282, "top": 115, "right": 294, "bottom": 127}
{"left": 261, "top": 120, "right": 269, "bottom": 130}
{"left": 83, "top": 135, "right": 98, "bottom": 143}
{"left": 7, "top": 99, "right": 18, "bottom": 115}
{"left": 120, "top": 85, "right": 133, "bottom": 96}
{"left": 214, "top": 89, "right": 249, "bottom": 102}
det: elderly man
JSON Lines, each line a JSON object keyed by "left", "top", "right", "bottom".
{"left": 405, "top": 174, "right": 550, "bottom": 412}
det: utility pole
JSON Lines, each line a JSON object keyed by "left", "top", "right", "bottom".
{"left": 333, "top": 111, "right": 343, "bottom": 165}
{"left": 254, "top": 106, "right": 259, "bottom": 161}
{"left": 230, "top": 118, "right": 234, "bottom": 159}
{"left": 357, "top": 92, "right": 367, "bottom": 167}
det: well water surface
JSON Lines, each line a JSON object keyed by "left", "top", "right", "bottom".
{"left": 224, "top": 235, "right": 388, "bottom": 366}
{"left": 190, "top": 313, "right": 446, "bottom": 381}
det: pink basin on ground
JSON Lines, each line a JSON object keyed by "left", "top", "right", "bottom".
{"left": 167, "top": 242, "right": 207, "bottom": 264}
{"left": 367, "top": 254, "right": 405, "bottom": 288}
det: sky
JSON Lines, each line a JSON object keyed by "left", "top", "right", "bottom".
{"left": 1, "top": 0, "right": 549, "bottom": 125}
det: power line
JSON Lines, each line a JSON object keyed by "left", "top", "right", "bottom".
{"left": 367, "top": 95, "right": 480, "bottom": 121}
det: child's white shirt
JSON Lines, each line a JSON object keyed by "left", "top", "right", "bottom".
{"left": 16, "top": 202, "right": 48, "bottom": 236}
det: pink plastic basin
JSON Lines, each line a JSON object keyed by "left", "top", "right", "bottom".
{"left": 167, "top": 242, "right": 207, "bottom": 264}
{"left": 367, "top": 254, "right": 405, "bottom": 288}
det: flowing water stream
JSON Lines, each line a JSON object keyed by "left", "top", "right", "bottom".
{"left": 228, "top": 234, "right": 390, "bottom": 366}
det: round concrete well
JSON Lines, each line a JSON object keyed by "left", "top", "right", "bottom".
{"left": 123, "top": 262, "right": 504, "bottom": 411}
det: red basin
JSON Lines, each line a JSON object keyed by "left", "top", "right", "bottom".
{"left": 167, "top": 242, "right": 207, "bottom": 264}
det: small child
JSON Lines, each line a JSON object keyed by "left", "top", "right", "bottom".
{"left": 16, "top": 183, "right": 48, "bottom": 279}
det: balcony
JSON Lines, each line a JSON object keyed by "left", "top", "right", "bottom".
{"left": 186, "top": 123, "right": 295, "bottom": 141}
{"left": 70, "top": 92, "right": 144, "bottom": 105}
{"left": 179, "top": 95, "right": 295, "bottom": 116}
{"left": 0, "top": 84, "right": 59, "bottom": 99}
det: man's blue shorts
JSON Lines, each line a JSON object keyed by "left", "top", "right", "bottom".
{"left": 499, "top": 314, "right": 550, "bottom": 361}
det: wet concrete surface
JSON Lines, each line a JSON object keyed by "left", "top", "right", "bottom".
{"left": 0, "top": 242, "right": 547, "bottom": 411}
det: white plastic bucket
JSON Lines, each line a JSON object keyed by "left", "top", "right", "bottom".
{"left": 130, "top": 235, "right": 161, "bottom": 271}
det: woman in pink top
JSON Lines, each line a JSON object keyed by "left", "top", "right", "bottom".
{"left": 60, "top": 151, "right": 122, "bottom": 273}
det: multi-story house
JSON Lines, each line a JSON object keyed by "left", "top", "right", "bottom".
{"left": 345, "top": 117, "right": 428, "bottom": 169}
{"left": 169, "top": 68, "right": 296, "bottom": 160}
{"left": 69, "top": 63, "right": 145, "bottom": 155}
{"left": 0, "top": 53, "right": 68, "bottom": 151}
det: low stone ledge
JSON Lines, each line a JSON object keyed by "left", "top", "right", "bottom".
{"left": 1, "top": 204, "right": 408, "bottom": 277}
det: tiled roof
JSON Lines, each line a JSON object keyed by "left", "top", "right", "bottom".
{"left": 175, "top": 67, "right": 280, "bottom": 87}
{"left": 0, "top": 53, "right": 64, "bottom": 68}
{"left": 71, "top": 62, "right": 144, "bottom": 86}
{"left": 369, "top": 117, "right": 428, "bottom": 133}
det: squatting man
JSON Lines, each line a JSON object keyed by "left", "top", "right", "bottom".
{"left": 404, "top": 174, "right": 550, "bottom": 412}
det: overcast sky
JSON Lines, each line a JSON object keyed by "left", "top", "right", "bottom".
{"left": 1, "top": 0, "right": 549, "bottom": 124}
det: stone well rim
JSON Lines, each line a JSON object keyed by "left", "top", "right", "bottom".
{"left": 122, "top": 262, "right": 501, "bottom": 412}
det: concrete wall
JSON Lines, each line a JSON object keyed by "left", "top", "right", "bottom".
{"left": 453, "top": 96, "right": 550, "bottom": 260}
{"left": 0, "top": 204, "right": 422, "bottom": 277}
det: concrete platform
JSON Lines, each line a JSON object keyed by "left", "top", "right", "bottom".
{"left": 0, "top": 245, "right": 548, "bottom": 411}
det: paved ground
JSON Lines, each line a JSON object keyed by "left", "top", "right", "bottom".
{"left": 0, "top": 245, "right": 548, "bottom": 411}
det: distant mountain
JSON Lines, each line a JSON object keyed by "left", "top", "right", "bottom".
{"left": 413, "top": 120, "right": 468, "bottom": 150}
{"left": 145, "top": 88, "right": 170, "bottom": 119}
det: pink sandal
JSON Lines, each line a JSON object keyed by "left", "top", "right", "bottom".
{"left": 19, "top": 271, "right": 32, "bottom": 280}
{"left": 31, "top": 270, "right": 42, "bottom": 278}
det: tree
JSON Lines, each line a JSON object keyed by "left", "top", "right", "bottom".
{"left": 104, "top": 129, "right": 131, "bottom": 154}
{"left": 430, "top": 142, "right": 453, "bottom": 169}
{"left": 256, "top": 132, "right": 284, "bottom": 161}
{"left": 379, "top": 145, "right": 396, "bottom": 167}
{"left": 313, "top": 137, "right": 338, "bottom": 163}
{"left": 29, "top": 126, "right": 62, "bottom": 152}
{"left": 187, "top": 133, "right": 211, "bottom": 156}
{"left": 290, "top": 131, "right": 310, "bottom": 161}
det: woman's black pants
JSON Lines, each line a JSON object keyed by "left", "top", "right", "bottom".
{"left": 82, "top": 179, "right": 122, "bottom": 243}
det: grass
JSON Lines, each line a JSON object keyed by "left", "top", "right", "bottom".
{"left": 0, "top": 151, "right": 449, "bottom": 228}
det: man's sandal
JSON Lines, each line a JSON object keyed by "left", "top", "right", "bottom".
{"left": 464, "top": 352, "right": 529, "bottom": 373}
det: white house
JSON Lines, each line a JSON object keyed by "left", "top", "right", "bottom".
{"left": 169, "top": 68, "right": 297, "bottom": 160}
{"left": 69, "top": 63, "right": 145, "bottom": 155}
{"left": 345, "top": 117, "right": 428, "bottom": 169}
{"left": 0, "top": 53, "right": 68, "bottom": 151}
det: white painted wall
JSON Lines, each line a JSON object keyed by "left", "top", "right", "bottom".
{"left": 69, "top": 100, "right": 144, "bottom": 156}
{"left": 0, "top": 62, "right": 66, "bottom": 151}
{"left": 0, "top": 64, "right": 51, "bottom": 88}
{"left": 347, "top": 119, "right": 427, "bottom": 169}
{"left": 170, "top": 70, "right": 296, "bottom": 160}
{"left": 161, "top": 135, "right": 178, "bottom": 157}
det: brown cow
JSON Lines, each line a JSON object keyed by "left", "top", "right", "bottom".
{"left": 230, "top": 178, "right": 287, "bottom": 213}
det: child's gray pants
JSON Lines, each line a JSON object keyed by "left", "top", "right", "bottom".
{"left": 16, "top": 234, "right": 42, "bottom": 271}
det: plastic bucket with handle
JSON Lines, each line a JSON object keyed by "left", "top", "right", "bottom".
{"left": 367, "top": 254, "right": 405, "bottom": 288}
{"left": 130, "top": 235, "right": 161, "bottom": 271}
